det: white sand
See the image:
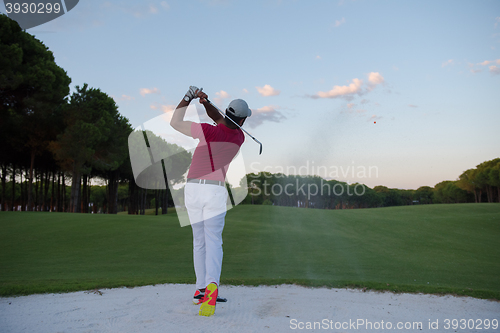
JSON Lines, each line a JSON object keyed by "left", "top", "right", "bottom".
{"left": 1, "top": 284, "right": 499, "bottom": 333}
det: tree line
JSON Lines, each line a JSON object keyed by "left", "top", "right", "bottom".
{"left": 0, "top": 14, "right": 188, "bottom": 215}
{"left": 240, "top": 158, "right": 500, "bottom": 209}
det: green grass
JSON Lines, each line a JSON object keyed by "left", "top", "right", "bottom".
{"left": 1, "top": 203, "right": 499, "bottom": 299}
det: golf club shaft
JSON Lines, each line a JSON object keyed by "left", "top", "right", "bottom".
{"left": 205, "top": 98, "right": 263, "bottom": 154}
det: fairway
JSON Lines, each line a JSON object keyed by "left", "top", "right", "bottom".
{"left": 0, "top": 204, "right": 499, "bottom": 299}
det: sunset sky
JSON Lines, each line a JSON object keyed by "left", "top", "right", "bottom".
{"left": 3, "top": 0, "right": 499, "bottom": 189}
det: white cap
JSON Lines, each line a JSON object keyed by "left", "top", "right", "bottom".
{"left": 226, "top": 99, "right": 252, "bottom": 118}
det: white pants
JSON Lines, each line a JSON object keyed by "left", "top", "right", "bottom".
{"left": 185, "top": 182, "right": 228, "bottom": 289}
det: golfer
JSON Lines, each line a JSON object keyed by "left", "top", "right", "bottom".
{"left": 170, "top": 86, "right": 251, "bottom": 317}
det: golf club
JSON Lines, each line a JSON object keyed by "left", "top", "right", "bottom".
{"left": 205, "top": 98, "right": 263, "bottom": 155}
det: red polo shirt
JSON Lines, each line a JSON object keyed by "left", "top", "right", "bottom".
{"left": 187, "top": 122, "right": 245, "bottom": 182}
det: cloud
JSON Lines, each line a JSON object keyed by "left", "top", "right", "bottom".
{"left": 254, "top": 106, "right": 278, "bottom": 113}
{"left": 248, "top": 105, "right": 286, "bottom": 128}
{"left": 477, "top": 59, "right": 500, "bottom": 66}
{"left": 468, "top": 59, "right": 500, "bottom": 74}
{"left": 242, "top": 88, "right": 249, "bottom": 93}
{"left": 161, "top": 1, "right": 170, "bottom": 10}
{"left": 256, "top": 84, "right": 281, "bottom": 97}
{"left": 367, "top": 72, "right": 384, "bottom": 89}
{"left": 442, "top": 59, "right": 454, "bottom": 67}
{"left": 213, "top": 90, "right": 231, "bottom": 105}
{"left": 310, "top": 72, "right": 384, "bottom": 100}
{"left": 334, "top": 17, "right": 346, "bottom": 27}
{"left": 149, "top": 4, "right": 159, "bottom": 13}
{"left": 312, "top": 78, "right": 363, "bottom": 99}
{"left": 408, "top": 104, "right": 418, "bottom": 108}
{"left": 215, "top": 90, "right": 230, "bottom": 99}
{"left": 489, "top": 65, "right": 500, "bottom": 75}
{"left": 140, "top": 87, "right": 160, "bottom": 97}
{"left": 150, "top": 103, "right": 176, "bottom": 114}
{"left": 119, "top": 94, "right": 134, "bottom": 101}
{"left": 341, "top": 103, "right": 366, "bottom": 115}
{"left": 495, "top": 17, "right": 500, "bottom": 28}
{"left": 341, "top": 101, "right": 381, "bottom": 122}
{"left": 315, "top": 55, "right": 322, "bottom": 60}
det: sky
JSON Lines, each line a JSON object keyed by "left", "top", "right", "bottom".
{"left": 2, "top": 0, "right": 499, "bottom": 189}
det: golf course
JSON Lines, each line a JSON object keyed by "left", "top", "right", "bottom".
{"left": 1, "top": 203, "right": 499, "bottom": 300}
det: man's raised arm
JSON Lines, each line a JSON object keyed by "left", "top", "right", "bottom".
{"left": 170, "top": 86, "right": 201, "bottom": 137}
{"left": 199, "top": 93, "right": 224, "bottom": 125}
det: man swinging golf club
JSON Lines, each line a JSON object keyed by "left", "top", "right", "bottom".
{"left": 170, "top": 86, "right": 251, "bottom": 317}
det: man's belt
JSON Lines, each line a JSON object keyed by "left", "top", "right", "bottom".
{"left": 187, "top": 178, "right": 225, "bottom": 187}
